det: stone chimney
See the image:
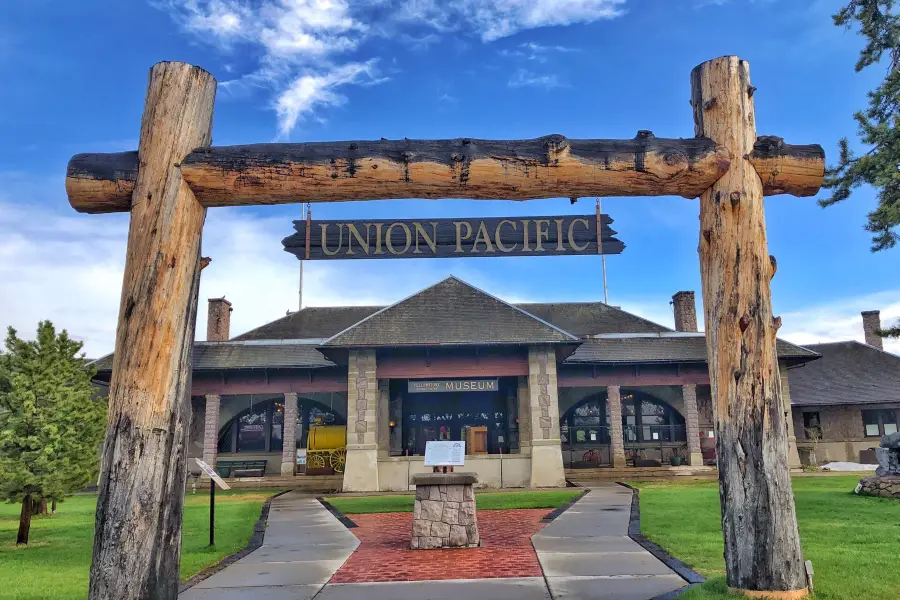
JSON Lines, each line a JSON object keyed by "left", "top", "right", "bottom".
{"left": 861, "top": 310, "right": 883, "bottom": 350}
{"left": 672, "top": 291, "right": 698, "bottom": 332}
{"left": 207, "top": 297, "right": 233, "bottom": 342}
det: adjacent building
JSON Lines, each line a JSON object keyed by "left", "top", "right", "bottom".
{"left": 90, "top": 276, "right": 898, "bottom": 490}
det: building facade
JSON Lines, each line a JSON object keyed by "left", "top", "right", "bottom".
{"left": 95, "top": 276, "right": 896, "bottom": 491}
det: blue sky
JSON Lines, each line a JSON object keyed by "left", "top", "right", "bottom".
{"left": 1, "top": 0, "right": 898, "bottom": 356}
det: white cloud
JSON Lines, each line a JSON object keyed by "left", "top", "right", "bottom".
{"left": 508, "top": 68, "right": 563, "bottom": 88}
{"left": 275, "top": 60, "right": 383, "bottom": 136}
{"left": 157, "top": 0, "right": 625, "bottom": 134}
{"left": 499, "top": 41, "right": 579, "bottom": 62}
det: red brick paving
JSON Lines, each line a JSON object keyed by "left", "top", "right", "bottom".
{"left": 330, "top": 509, "right": 549, "bottom": 583}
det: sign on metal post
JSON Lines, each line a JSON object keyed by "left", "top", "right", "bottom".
{"left": 283, "top": 214, "right": 624, "bottom": 261}
{"left": 424, "top": 441, "right": 466, "bottom": 467}
{"left": 194, "top": 458, "right": 231, "bottom": 490}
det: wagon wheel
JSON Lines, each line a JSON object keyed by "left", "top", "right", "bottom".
{"left": 330, "top": 449, "right": 346, "bottom": 473}
{"left": 308, "top": 452, "right": 327, "bottom": 469}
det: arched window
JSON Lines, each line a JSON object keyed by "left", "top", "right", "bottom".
{"left": 218, "top": 398, "right": 346, "bottom": 454}
{"left": 562, "top": 391, "right": 686, "bottom": 445}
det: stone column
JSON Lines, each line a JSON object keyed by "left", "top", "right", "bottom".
{"left": 517, "top": 376, "right": 531, "bottom": 452}
{"left": 607, "top": 386, "right": 626, "bottom": 468}
{"left": 343, "top": 349, "right": 379, "bottom": 492}
{"left": 377, "top": 380, "right": 390, "bottom": 458}
{"left": 527, "top": 346, "right": 566, "bottom": 488}
{"left": 201, "top": 394, "right": 220, "bottom": 469}
{"left": 682, "top": 384, "right": 704, "bottom": 466}
{"left": 280, "top": 392, "right": 298, "bottom": 476}
{"left": 780, "top": 365, "right": 802, "bottom": 469}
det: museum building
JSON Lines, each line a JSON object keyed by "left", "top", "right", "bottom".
{"left": 91, "top": 276, "right": 896, "bottom": 491}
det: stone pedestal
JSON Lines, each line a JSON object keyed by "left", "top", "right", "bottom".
{"left": 410, "top": 472, "right": 480, "bottom": 549}
{"left": 857, "top": 433, "right": 900, "bottom": 499}
{"left": 857, "top": 475, "right": 900, "bottom": 499}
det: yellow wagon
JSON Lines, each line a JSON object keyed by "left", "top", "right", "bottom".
{"left": 306, "top": 425, "right": 347, "bottom": 473}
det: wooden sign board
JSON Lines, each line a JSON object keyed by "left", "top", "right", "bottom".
{"left": 283, "top": 214, "right": 624, "bottom": 260}
{"left": 194, "top": 458, "right": 231, "bottom": 490}
{"left": 408, "top": 379, "right": 499, "bottom": 394}
{"left": 424, "top": 441, "right": 466, "bottom": 467}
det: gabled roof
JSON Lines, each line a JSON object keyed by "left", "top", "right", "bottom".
{"left": 234, "top": 306, "right": 382, "bottom": 341}
{"left": 787, "top": 341, "right": 900, "bottom": 407}
{"left": 565, "top": 333, "right": 819, "bottom": 364}
{"left": 321, "top": 276, "right": 579, "bottom": 347}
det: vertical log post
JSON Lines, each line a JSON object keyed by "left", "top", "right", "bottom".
{"left": 691, "top": 56, "right": 808, "bottom": 598}
{"left": 88, "top": 62, "right": 216, "bottom": 600}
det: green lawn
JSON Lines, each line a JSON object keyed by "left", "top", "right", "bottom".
{"left": 634, "top": 477, "right": 900, "bottom": 600}
{"left": 324, "top": 489, "right": 583, "bottom": 514}
{"left": 0, "top": 490, "right": 275, "bottom": 600}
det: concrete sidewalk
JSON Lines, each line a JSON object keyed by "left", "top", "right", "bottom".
{"left": 179, "top": 491, "right": 359, "bottom": 600}
{"left": 181, "top": 484, "right": 687, "bottom": 600}
{"left": 531, "top": 483, "right": 687, "bottom": 600}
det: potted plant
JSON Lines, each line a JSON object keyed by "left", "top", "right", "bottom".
{"left": 670, "top": 444, "right": 688, "bottom": 466}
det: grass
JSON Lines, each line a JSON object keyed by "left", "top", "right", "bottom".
{"left": 0, "top": 489, "right": 275, "bottom": 600}
{"left": 633, "top": 476, "right": 900, "bottom": 600}
{"left": 324, "top": 489, "right": 583, "bottom": 514}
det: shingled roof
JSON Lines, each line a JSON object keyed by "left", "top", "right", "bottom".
{"left": 565, "top": 334, "right": 819, "bottom": 364}
{"left": 233, "top": 298, "right": 666, "bottom": 342}
{"left": 322, "top": 276, "right": 579, "bottom": 347}
{"left": 90, "top": 341, "right": 334, "bottom": 373}
{"left": 787, "top": 341, "right": 900, "bottom": 407}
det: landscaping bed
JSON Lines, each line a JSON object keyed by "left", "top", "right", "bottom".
{"left": 0, "top": 490, "right": 275, "bottom": 600}
{"left": 323, "top": 489, "right": 583, "bottom": 514}
{"left": 633, "top": 476, "right": 900, "bottom": 600}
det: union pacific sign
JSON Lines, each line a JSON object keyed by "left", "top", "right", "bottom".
{"left": 283, "top": 214, "right": 624, "bottom": 260}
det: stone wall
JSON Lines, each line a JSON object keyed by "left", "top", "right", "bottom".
{"left": 412, "top": 481, "right": 480, "bottom": 549}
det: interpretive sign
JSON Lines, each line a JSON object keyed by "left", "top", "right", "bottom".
{"left": 194, "top": 458, "right": 231, "bottom": 490}
{"left": 283, "top": 214, "right": 624, "bottom": 260}
{"left": 424, "top": 441, "right": 466, "bottom": 467}
{"left": 408, "top": 379, "right": 499, "bottom": 394}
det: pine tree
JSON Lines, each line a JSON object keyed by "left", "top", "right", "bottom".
{"left": 0, "top": 321, "right": 106, "bottom": 545}
{"left": 822, "top": 1, "right": 900, "bottom": 339}
{"left": 822, "top": 0, "right": 899, "bottom": 251}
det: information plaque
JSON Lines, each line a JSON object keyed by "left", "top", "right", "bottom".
{"left": 423, "top": 441, "right": 466, "bottom": 467}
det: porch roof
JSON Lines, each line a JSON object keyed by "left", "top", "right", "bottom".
{"left": 90, "top": 340, "right": 334, "bottom": 373}
{"left": 564, "top": 333, "right": 819, "bottom": 364}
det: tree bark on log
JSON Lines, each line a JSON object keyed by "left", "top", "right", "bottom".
{"left": 88, "top": 62, "right": 215, "bottom": 600}
{"left": 692, "top": 56, "right": 808, "bottom": 598}
{"left": 17, "top": 494, "right": 32, "bottom": 545}
{"left": 65, "top": 135, "right": 824, "bottom": 214}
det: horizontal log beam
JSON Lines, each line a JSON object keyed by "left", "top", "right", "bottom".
{"left": 66, "top": 133, "right": 823, "bottom": 214}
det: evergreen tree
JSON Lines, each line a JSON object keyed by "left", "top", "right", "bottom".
{"left": 822, "top": 0, "right": 899, "bottom": 252}
{"left": 822, "top": 1, "right": 900, "bottom": 340}
{"left": 0, "top": 322, "right": 106, "bottom": 545}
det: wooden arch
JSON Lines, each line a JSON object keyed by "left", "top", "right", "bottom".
{"left": 70, "top": 57, "right": 819, "bottom": 599}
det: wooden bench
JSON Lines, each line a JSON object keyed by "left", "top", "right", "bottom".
{"left": 217, "top": 460, "right": 267, "bottom": 478}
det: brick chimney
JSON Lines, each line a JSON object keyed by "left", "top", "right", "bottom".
{"left": 672, "top": 291, "right": 698, "bottom": 332}
{"left": 207, "top": 297, "right": 232, "bottom": 342}
{"left": 861, "top": 310, "right": 883, "bottom": 350}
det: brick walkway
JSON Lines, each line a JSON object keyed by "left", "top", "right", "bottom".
{"left": 330, "top": 509, "right": 548, "bottom": 583}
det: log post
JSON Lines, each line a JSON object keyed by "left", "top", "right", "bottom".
{"left": 88, "top": 62, "right": 216, "bottom": 600}
{"left": 691, "top": 56, "right": 808, "bottom": 599}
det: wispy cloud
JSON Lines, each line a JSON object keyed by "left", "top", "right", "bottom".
{"left": 508, "top": 68, "right": 564, "bottom": 88}
{"left": 156, "top": 0, "right": 624, "bottom": 135}
{"left": 499, "top": 41, "right": 580, "bottom": 63}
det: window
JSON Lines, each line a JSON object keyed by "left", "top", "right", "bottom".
{"left": 237, "top": 404, "right": 268, "bottom": 452}
{"left": 863, "top": 410, "right": 899, "bottom": 438}
{"left": 803, "top": 412, "right": 822, "bottom": 440}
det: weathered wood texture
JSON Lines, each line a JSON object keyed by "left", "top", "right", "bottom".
{"left": 692, "top": 57, "right": 808, "bottom": 597}
{"left": 66, "top": 134, "right": 823, "bottom": 213}
{"left": 88, "top": 62, "right": 216, "bottom": 600}
{"left": 283, "top": 214, "right": 623, "bottom": 260}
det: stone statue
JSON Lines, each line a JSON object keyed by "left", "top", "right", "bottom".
{"left": 858, "top": 433, "right": 900, "bottom": 499}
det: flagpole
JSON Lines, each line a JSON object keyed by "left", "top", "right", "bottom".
{"left": 597, "top": 198, "right": 609, "bottom": 304}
